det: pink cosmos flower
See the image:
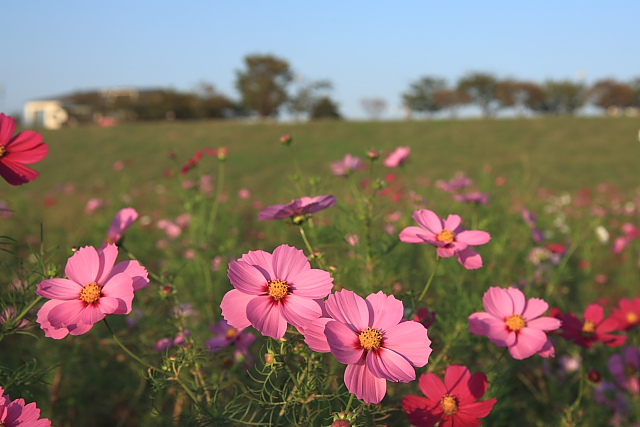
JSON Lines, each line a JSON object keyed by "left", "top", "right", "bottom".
{"left": 609, "top": 346, "right": 640, "bottom": 394}
{"left": 220, "top": 244, "right": 333, "bottom": 339}
{"left": 257, "top": 195, "right": 337, "bottom": 222}
{"left": 556, "top": 304, "right": 627, "bottom": 349}
{"left": 402, "top": 365, "right": 497, "bottom": 427}
{"left": 104, "top": 207, "right": 139, "bottom": 245}
{"left": 611, "top": 297, "right": 640, "bottom": 331}
{"left": 435, "top": 173, "right": 474, "bottom": 193}
{"left": 384, "top": 146, "right": 411, "bottom": 168}
{"left": 35, "top": 244, "right": 149, "bottom": 339}
{"left": 331, "top": 154, "right": 362, "bottom": 177}
{"left": 0, "top": 386, "right": 52, "bottom": 427}
{"left": 304, "top": 289, "right": 432, "bottom": 404}
{"left": 468, "top": 286, "right": 561, "bottom": 360}
{"left": 85, "top": 198, "right": 106, "bottom": 215}
{"left": 453, "top": 191, "right": 490, "bottom": 205}
{"left": 399, "top": 209, "right": 491, "bottom": 270}
{"left": 0, "top": 113, "right": 49, "bottom": 186}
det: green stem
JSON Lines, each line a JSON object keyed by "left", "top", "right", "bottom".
{"left": 119, "top": 244, "right": 164, "bottom": 284}
{"left": 298, "top": 226, "right": 326, "bottom": 269}
{"left": 344, "top": 393, "right": 355, "bottom": 414}
{"left": 10, "top": 296, "right": 43, "bottom": 329}
{"left": 103, "top": 318, "right": 160, "bottom": 372}
{"left": 418, "top": 255, "right": 441, "bottom": 302}
{"left": 287, "top": 145, "right": 306, "bottom": 196}
{"left": 205, "top": 157, "right": 226, "bottom": 238}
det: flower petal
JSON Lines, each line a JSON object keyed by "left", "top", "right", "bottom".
{"left": 65, "top": 246, "right": 100, "bottom": 285}
{"left": 521, "top": 297, "right": 550, "bottom": 321}
{"left": 403, "top": 395, "right": 443, "bottom": 427}
{"left": 220, "top": 289, "right": 254, "bottom": 330}
{"left": 509, "top": 327, "right": 548, "bottom": 360}
{"left": 227, "top": 260, "right": 268, "bottom": 295}
{"left": 280, "top": 294, "right": 322, "bottom": 329}
{"left": 239, "top": 249, "right": 275, "bottom": 280}
{"left": 95, "top": 243, "right": 119, "bottom": 285}
{"left": 383, "top": 321, "right": 431, "bottom": 367}
{"left": 456, "top": 247, "right": 483, "bottom": 269}
{"left": 325, "top": 289, "right": 369, "bottom": 332}
{"left": 36, "top": 278, "right": 82, "bottom": 300}
{"left": 246, "top": 296, "right": 288, "bottom": 339}
{"left": 303, "top": 317, "right": 333, "bottom": 353}
{"left": 366, "top": 347, "right": 415, "bottom": 383}
{"left": 443, "top": 214, "right": 461, "bottom": 231}
{"left": 526, "top": 316, "right": 561, "bottom": 331}
{"left": 344, "top": 361, "right": 387, "bottom": 404}
{"left": 272, "top": 244, "right": 309, "bottom": 282}
{"left": 413, "top": 209, "right": 443, "bottom": 234}
{"left": 288, "top": 268, "right": 333, "bottom": 299}
{"left": 483, "top": 287, "right": 513, "bottom": 318}
{"left": 506, "top": 287, "right": 526, "bottom": 315}
{"left": 325, "top": 320, "right": 363, "bottom": 365}
{"left": 399, "top": 226, "right": 433, "bottom": 244}
{"left": 418, "top": 372, "right": 447, "bottom": 401}
{"left": 456, "top": 230, "right": 491, "bottom": 246}
{"left": 365, "top": 292, "right": 403, "bottom": 332}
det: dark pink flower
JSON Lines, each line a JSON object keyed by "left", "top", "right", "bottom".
{"left": 0, "top": 386, "right": 52, "bottom": 427}
{"left": 331, "top": 154, "right": 362, "bottom": 177}
{"left": 469, "top": 287, "right": 561, "bottom": 360}
{"left": 611, "top": 297, "right": 640, "bottom": 331}
{"left": 557, "top": 304, "right": 627, "bottom": 349}
{"left": 399, "top": 209, "right": 491, "bottom": 269}
{"left": 402, "top": 365, "right": 497, "bottom": 427}
{"left": 304, "top": 289, "right": 431, "bottom": 404}
{"left": 384, "top": 146, "right": 411, "bottom": 168}
{"left": 35, "top": 244, "right": 149, "bottom": 339}
{"left": 0, "top": 113, "right": 49, "bottom": 186}
{"left": 257, "top": 195, "right": 337, "bottom": 222}
{"left": 220, "top": 244, "right": 333, "bottom": 339}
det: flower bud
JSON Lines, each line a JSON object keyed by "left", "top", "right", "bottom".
{"left": 280, "top": 134, "right": 292, "bottom": 145}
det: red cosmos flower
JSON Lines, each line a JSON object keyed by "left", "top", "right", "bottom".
{"left": 611, "top": 297, "right": 640, "bottom": 331}
{"left": 403, "top": 365, "right": 497, "bottom": 427}
{"left": 556, "top": 304, "right": 627, "bottom": 349}
{"left": 0, "top": 113, "right": 49, "bottom": 185}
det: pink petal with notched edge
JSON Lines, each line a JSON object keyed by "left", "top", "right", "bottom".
{"left": 466, "top": 371, "right": 491, "bottom": 403}
{"left": 65, "top": 246, "right": 100, "bottom": 285}
{"left": 227, "top": 260, "right": 269, "bottom": 295}
{"left": 47, "top": 299, "right": 86, "bottom": 328}
{"left": 365, "top": 292, "right": 403, "bottom": 332}
{"left": 537, "top": 337, "right": 556, "bottom": 358}
{"left": 526, "top": 316, "right": 561, "bottom": 331}
{"left": 0, "top": 161, "right": 35, "bottom": 185}
{"left": 344, "top": 361, "right": 387, "bottom": 404}
{"left": 272, "top": 245, "right": 308, "bottom": 282}
{"left": 483, "top": 317, "right": 516, "bottom": 347}
{"left": 279, "top": 294, "right": 322, "bottom": 329}
{"left": 483, "top": 287, "right": 513, "bottom": 319}
{"left": 0, "top": 113, "right": 16, "bottom": 142}
{"left": 325, "top": 321, "right": 363, "bottom": 364}
{"left": 456, "top": 230, "right": 491, "bottom": 246}
{"left": 366, "top": 348, "right": 415, "bottom": 382}
{"left": 303, "top": 317, "right": 333, "bottom": 353}
{"left": 36, "top": 299, "right": 71, "bottom": 339}
{"left": 246, "top": 296, "right": 288, "bottom": 339}
{"left": 95, "top": 243, "right": 119, "bottom": 285}
{"left": 239, "top": 249, "right": 275, "bottom": 280}
{"left": 108, "top": 208, "right": 138, "bottom": 241}
{"left": 584, "top": 304, "right": 605, "bottom": 323}
{"left": 413, "top": 209, "right": 443, "bottom": 235}
{"left": 521, "top": 297, "right": 550, "bottom": 321}
{"left": 101, "top": 273, "right": 134, "bottom": 301}
{"left": 109, "top": 260, "right": 149, "bottom": 291}
{"left": 506, "top": 287, "right": 526, "bottom": 314}
{"left": 257, "top": 203, "right": 292, "bottom": 221}
{"left": 509, "top": 327, "right": 548, "bottom": 360}
{"left": 418, "top": 371, "right": 447, "bottom": 401}
{"left": 36, "top": 278, "right": 82, "bottom": 300}
{"left": 99, "top": 295, "right": 127, "bottom": 315}
{"left": 325, "top": 289, "right": 370, "bottom": 332}
{"left": 383, "top": 321, "right": 431, "bottom": 367}
{"left": 80, "top": 304, "right": 106, "bottom": 325}
{"left": 398, "top": 226, "right": 432, "bottom": 244}
{"left": 443, "top": 214, "right": 462, "bottom": 232}
{"left": 6, "top": 132, "right": 48, "bottom": 163}
{"left": 456, "top": 247, "right": 483, "bottom": 269}
{"left": 458, "top": 398, "right": 497, "bottom": 419}
{"left": 287, "top": 268, "right": 333, "bottom": 299}
{"left": 468, "top": 312, "right": 493, "bottom": 336}
{"left": 444, "top": 365, "right": 472, "bottom": 398}
{"left": 437, "top": 246, "right": 457, "bottom": 258}
{"left": 220, "top": 289, "right": 254, "bottom": 330}
{"left": 68, "top": 320, "right": 95, "bottom": 336}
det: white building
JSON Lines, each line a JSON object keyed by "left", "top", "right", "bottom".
{"left": 23, "top": 99, "right": 69, "bottom": 129}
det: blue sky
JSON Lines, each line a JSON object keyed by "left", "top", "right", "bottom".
{"left": 2, "top": 1, "right": 639, "bottom": 119}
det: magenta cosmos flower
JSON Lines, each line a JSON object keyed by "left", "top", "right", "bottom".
{"left": 0, "top": 113, "right": 49, "bottom": 186}
{"left": 36, "top": 244, "right": 149, "bottom": 339}
{"left": 469, "top": 287, "right": 561, "bottom": 360}
{"left": 257, "top": 195, "right": 337, "bottom": 222}
{"left": 402, "top": 365, "right": 497, "bottom": 427}
{"left": 384, "top": 146, "right": 411, "bottom": 168}
{"left": 0, "top": 386, "right": 52, "bottom": 427}
{"left": 556, "top": 304, "right": 627, "bottom": 349}
{"left": 330, "top": 153, "right": 362, "bottom": 177}
{"left": 220, "top": 244, "right": 333, "bottom": 339}
{"left": 104, "top": 207, "right": 139, "bottom": 246}
{"left": 304, "top": 289, "right": 432, "bottom": 404}
{"left": 399, "top": 209, "right": 491, "bottom": 270}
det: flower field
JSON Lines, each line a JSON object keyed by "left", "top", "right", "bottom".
{"left": 1, "top": 115, "right": 639, "bottom": 426}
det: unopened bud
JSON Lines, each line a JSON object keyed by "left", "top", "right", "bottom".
{"left": 331, "top": 421, "right": 350, "bottom": 427}
{"left": 280, "top": 134, "right": 292, "bottom": 145}
{"left": 367, "top": 150, "right": 379, "bottom": 160}
{"left": 265, "top": 353, "right": 275, "bottom": 364}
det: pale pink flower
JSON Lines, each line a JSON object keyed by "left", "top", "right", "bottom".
{"left": 104, "top": 207, "right": 139, "bottom": 246}
{"left": 211, "top": 256, "right": 223, "bottom": 272}
{"left": 238, "top": 188, "right": 251, "bottom": 199}
{"left": 112, "top": 160, "right": 125, "bottom": 171}
{"left": 384, "top": 146, "right": 411, "bottom": 168}
{"left": 157, "top": 219, "right": 182, "bottom": 239}
{"left": 220, "top": 244, "right": 334, "bottom": 339}
{"left": 258, "top": 195, "right": 337, "bottom": 222}
{"left": 85, "top": 198, "right": 106, "bottom": 215}
{"left": 304, "top": 289, "right": 432, "bottom": 403}
{"left": 36, "top": 244, "right": 149, "bottom": 339}
{"left": 469, "top": 286, "right": 561, "bottom": 360}
{"left": 0, "top": 386, "right": 52, "bottom": 426}
{"left": 0, "top": 200, "right": 12, "bottom": 218}
{"left": 399, "top": 209, "right": 491, "bottom": 269}
{"left": 0, "top": 113, "right": 49, "bottom": 186}
{"left": 346, "top": 234, "right": 359, "bottom": 247}
{"left": 183, "top": 249, "right": 196, "bottom": 260}
{"left": 331, "top": 154, "right": 362, "bottom": 177}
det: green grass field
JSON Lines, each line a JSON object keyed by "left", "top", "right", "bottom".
{"left": 2, "top": 116, "right": 640, "bottom": 427}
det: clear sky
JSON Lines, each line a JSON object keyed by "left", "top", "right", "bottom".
{"left": 2, "top": 1, "right": 639, "bottom": 120}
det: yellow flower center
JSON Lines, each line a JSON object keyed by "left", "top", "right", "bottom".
{"left": 359, "top": 327, "right": 383, "bottom": 351}
{"left": 437, "top": 229, "right": 455, "bottom": 243}
{"left": 268, "top": 279, "right": 289, "bottom": 300}
{"left": 441, "top": 394, "right": 459, "bottom": 415}
{"left": 582, "top": 320, "right": 596, "bottom": 334}
{"left": 226, "top": 327, "right": 238, "bottom": 339}
{"left": 505, "top": 314, "right": 526, "bottom": 332}
{"left": 0, "top": 146, "right": 6, "bottom": 157}
{"left": 627, "top": 312, "right": 639, "bottom": 325}
{"left": 80, "top": 283, "right": 102, "bottom": 304}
